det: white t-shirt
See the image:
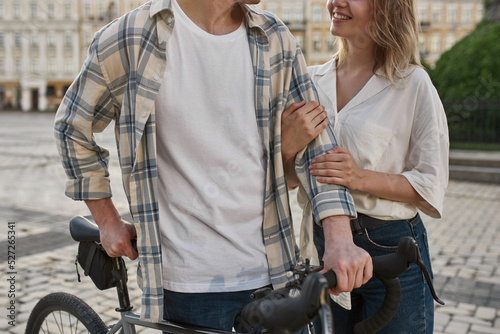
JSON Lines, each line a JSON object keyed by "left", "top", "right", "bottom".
{"left": 308, "top": 58, "right": 449, "bottom": 220}
{"left": 155, "top": 0, "right": 270, "bottom": 292}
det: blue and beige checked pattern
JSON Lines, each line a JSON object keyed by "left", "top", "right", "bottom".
{"left": 54, "top": 0, "right": 356, "bottom": 323}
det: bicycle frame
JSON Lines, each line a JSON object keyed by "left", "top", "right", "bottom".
{"left": 109, "top": 257, "right": 236, "bottom": 334}
{"left": 106, "top": 311, "right": 233, "bottom": 334}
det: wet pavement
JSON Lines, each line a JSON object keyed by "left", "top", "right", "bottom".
{"left": 0, "top": 111, "right": 499, "bottom": 333}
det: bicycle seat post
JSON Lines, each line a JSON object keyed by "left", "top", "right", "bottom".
{"left": 112, "top": 257, "right": 133, "bottom": 312}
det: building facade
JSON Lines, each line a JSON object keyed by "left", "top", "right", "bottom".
{"left": 0, "top": 0, "right": 144, "bottom": 111}
{"left": 260, "top": 0, "right": 485, "bottom": 66}
{"left": 0, "top": 0, "right": 485, "bottom": 111}
{"left": 418, "top": 1, "right": 484, "bottom": 65}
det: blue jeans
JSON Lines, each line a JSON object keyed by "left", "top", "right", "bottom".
{"left": 313, "top": 214, "right": 435, "bottom": 334}
{"left": 163, "top": 288, "right": 262, "bottom": 333}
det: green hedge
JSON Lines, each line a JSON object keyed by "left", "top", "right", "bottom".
{"left": 430, "top": 18, "right": 500, "bottom": 145}
{"left": 430, "top": 20, "right": 500, "bottom": 105}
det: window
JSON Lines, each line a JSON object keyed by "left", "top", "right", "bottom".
{"left": 31, "top": 59, "right": 39, "bottom": 74}
{"left": 84, "top": 3, "right": 92, "bottom": 19}
{"left": 98, "top": 3, "right": 105, "bottom": 19}
{"left": 313, "top": 6, "right": 322, "bottom": 23}
{"left": 31, "top": 31, "right": 38, "bottom": 47}
{"left": 47, "top": 86, "right": 55, "bottom": 96}
{"left": 14, "top": 31, "right": 22, "bottom": 47}
{"left": 294, "top": 6, "right": 303, "bottom": 22}
{"left": 15, "top": 59, "right": 22, "bottom": 74}
{"left": 461, "top": 4, "right": 472, "bottom": 23}
{"left": 313, "top": 35, "right": 322, "bottom": 52}
{"left": 84, "top": 29, "right": 93, "bottom": 46}
{"left": 48, "top": 31, "right": 56, "bottom": 46}
{"left": 0, "top": 32, "right": 4, "bottom": 48}
{"left": 446, "top": 4, "right": 457, "bottom": 24}
{"left": 326, "top": 35, "right": 336, "bottom": 52}
{"left": 31, "top": 3, "right": 38, "bottom": 19}
{"left": 13, "top": 3, "right": 21, "bottom": 18}
{"left": 0, "top": 59, "right": 5, "bottom": 74}
{"left": 432, "top": 4, "right": 442, "bottom": 24}
{"left": 65, "top": 31, "right": 72, "bottom": 47}
{"left": 64, "top": 59, "right": 73, "bottom": 74}
{"left": 282, "top": 6, "right": 291, "bottom": 23}
{"left": 109, "top": 2, "right": 118, "bottom": 19}
{"left": 430, "top": 35, "right": 441, "bottom": 53}
{"left": 48, "top": 59, "right": 56, "bottom": 74}
{"left": 48, "top": 3, "right": 55, "bottom": 18}
{"left": 417, "top": 4, "right": 427, "bottom": 22}
{"left": 64, "top": 3, "right": 72, "bottom": 19}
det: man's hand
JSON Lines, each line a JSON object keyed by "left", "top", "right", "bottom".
{"left": 85, "top": 198, "right": 138, "bottom": 260}
{"left": 320, "top": 215, "right": 372, "bottom": 295}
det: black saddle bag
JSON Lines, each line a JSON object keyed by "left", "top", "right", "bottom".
{"left": 76, "top": 241, "right": 120, "bottom": 290}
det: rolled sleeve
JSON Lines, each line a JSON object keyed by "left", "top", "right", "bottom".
{"left": 288, "top": 43, "right": 356, "bottom": 222}
{"left": 54, "top": 32, "right": 117, "bottom": 201}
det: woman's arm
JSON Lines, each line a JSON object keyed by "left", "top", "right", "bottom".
{"left": 310, "top": 146, "right": 423, "bottom": 203}
{"left": 282, "top": 100, "right": 328, "bottom": 189}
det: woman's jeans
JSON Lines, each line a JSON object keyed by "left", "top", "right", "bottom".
{"left": 313, "top": 213, "right": 435, "bottom": 334}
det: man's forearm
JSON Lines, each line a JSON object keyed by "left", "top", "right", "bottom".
{"left": 85, "top": 197, "right": 122, "bottom": 228}
{"left": 283, "top": 153, "right": 300, "bottom": 189}
{"left": 320, "top": 215, "right": 372, "bottom": 293}
{"left": 322, "top": 215, "right": 352, "bottom": 242}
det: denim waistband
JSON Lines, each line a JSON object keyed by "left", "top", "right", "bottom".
{"left": 350, "top": 213, "right": 420, "bottom": 235}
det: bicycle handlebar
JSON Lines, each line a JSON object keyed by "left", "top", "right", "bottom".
{"left": 69, "top": 216, "right": 442, "bottom": 334}
{"left": 240, "top": 236, "right": 443, "bottom": 334}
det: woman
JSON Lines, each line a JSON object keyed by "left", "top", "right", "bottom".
{"left": 282, "top": 0, "right": 449, "bottom": 333}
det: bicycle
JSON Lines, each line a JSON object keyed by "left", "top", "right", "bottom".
{"left": 24, "top": 215, "right": 443, "bottom": 334}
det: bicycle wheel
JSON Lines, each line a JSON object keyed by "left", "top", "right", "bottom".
{"left": 24, "top": 292, "right": 108, "bottom": 334}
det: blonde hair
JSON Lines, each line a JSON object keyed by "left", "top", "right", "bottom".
{"left": 335, "top": 0, "right": 421, "bottom": 84}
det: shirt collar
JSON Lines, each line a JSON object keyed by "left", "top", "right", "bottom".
{"left": 239, "top": 4, "right": 267, "bottom": 31}
{"left": 149, "top": 0, "right": 173, "bottom": 18}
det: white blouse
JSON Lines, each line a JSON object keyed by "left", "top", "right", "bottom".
{"left": 308, "top": 58, "right": 449, "bottom": 220}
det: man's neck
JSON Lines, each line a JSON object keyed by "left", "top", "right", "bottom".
{"left": 176, "top": 0, "right": 244, "bottom": 35}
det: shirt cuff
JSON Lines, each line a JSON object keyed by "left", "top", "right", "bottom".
{"left": 65, "top": 176, "right": 112, "bottom": 201}
{"left": 310, "top": 187, "right": 357, "bottom": 224}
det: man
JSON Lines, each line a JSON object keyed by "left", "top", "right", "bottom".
{"left": 54, "top": 0, "right": 371, "bottom": 331}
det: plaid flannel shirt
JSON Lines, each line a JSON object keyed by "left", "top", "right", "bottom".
{"left": 54, "top": 0, "right": 356, "bottom": 323}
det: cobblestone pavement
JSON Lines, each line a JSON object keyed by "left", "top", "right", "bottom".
{"left": 1, "top": 111, "right": 499, "bottom": 333}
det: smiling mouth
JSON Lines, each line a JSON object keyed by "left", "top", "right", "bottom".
{"left": 333, "top": 13, "right": 352, "bottom": 20}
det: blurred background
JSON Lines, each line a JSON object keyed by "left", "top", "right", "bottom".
{"left": 0, "top": 2, "right": 499, "bottom": 333}
{"left": 0, "top": 0, "right": 498, "bottom": 152}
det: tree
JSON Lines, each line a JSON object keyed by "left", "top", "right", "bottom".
{"left": 486, "top": 0, "right": 500, "bottom": 21}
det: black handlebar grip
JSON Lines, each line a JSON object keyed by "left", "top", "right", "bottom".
{"left": 354, "top": 278, "right": 402, "bottom": 334}
{"left": 372, "top": 236, "right": 417, "bottom": 280}
{"left": 323, "top": 270, "right": 337, "bottom": 289}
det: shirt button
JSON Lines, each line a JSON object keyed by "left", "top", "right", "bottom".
{"left": 141, "top": 112, "right": 147, "bottom": 118}
{"left": 153, "top": 74, "right": 160, "bottom": 81}
{"left": 158, "top": 38, "right": 164, "bottom": 44}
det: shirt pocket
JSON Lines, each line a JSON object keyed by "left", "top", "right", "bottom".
{"left": 337, "top": 114, "right": 392, "bottom": 170}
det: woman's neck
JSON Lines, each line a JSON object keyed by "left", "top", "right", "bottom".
{"left": 339, "top": 40, "right": 376, "bottom": 74}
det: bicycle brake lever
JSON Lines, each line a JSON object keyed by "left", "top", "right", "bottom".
{"left": 408, "top": 239, "right": 445, "bottom": 306}
{"left": 374, "top": 237, "right": 444, "bottom": 305}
